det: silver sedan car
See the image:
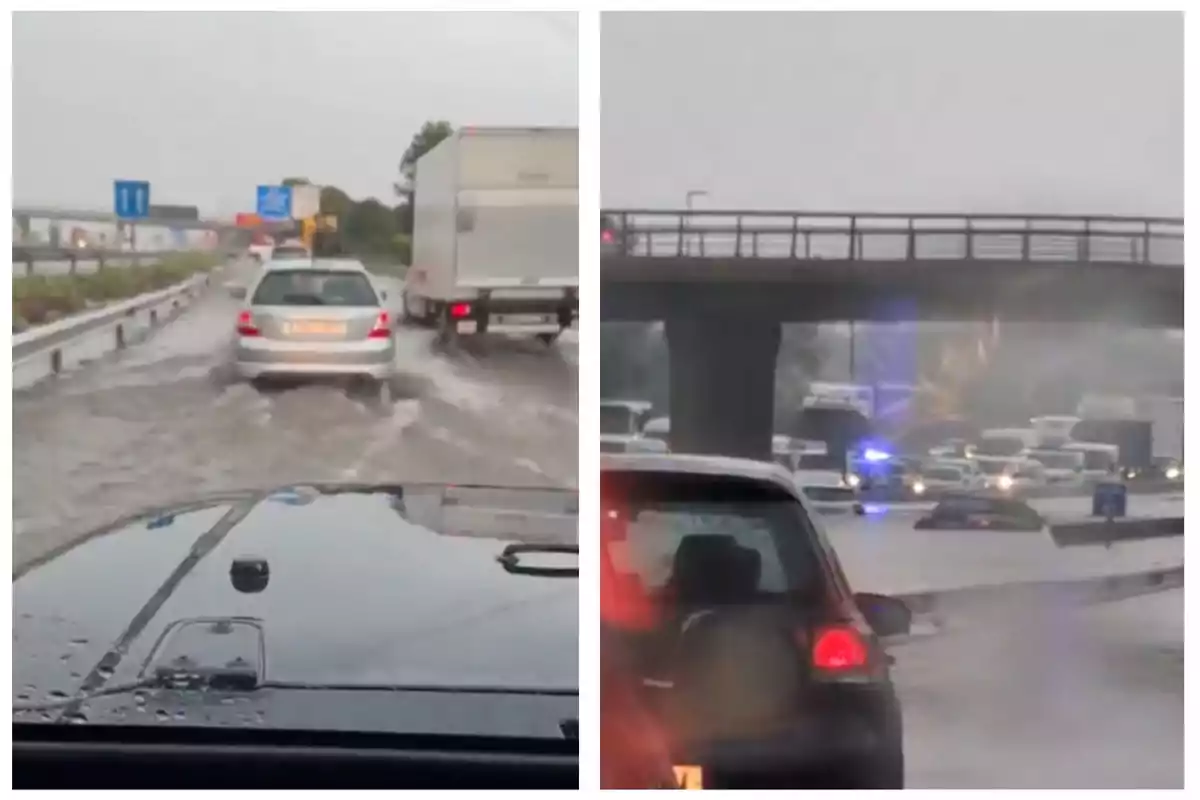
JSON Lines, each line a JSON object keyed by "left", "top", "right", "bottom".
{"left": 230, "top": 258, "right": 396, "bottom": 398}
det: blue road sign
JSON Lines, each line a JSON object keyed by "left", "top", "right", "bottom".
{"left": 257, "top": 185, "right": 293, "bottom": 220}
{"left": 114, "top": 180, "right": 151, "bottom": 220}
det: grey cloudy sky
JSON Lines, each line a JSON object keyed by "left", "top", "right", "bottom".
{"left": 13, "top": 11, "right": 577, "bottom": 216}
{"left": 601, "top": 11, "right": 1183, "bottom": 216}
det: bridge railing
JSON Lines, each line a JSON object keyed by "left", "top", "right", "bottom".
{"left": 602, "top": 210, "right": 1184, "bottom": 265}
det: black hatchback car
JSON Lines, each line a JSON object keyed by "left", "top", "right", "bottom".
{"left": 601, "top": 453, "right": 912, "bottom": 789}
{"left": 914, "top": 490, "right": 1045, "bottom": 532}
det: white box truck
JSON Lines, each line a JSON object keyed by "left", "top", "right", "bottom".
{"left": 403, "top": 126, "right": 578, "bottom": 344}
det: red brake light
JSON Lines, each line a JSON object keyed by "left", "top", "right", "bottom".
{"left": 236, "top": 310, "right": 260, "bottom": 337}
{"left": 450, "top": 302, "right": 472, "bottom": 319}
{"left": 367, "top": 311, "right": 391, "bottom": 338}
{"left": 601, "top": 229, "right": 615, "bottom": 244}
{"left": 811, "top": 626, "right": 869, "bottom": 670}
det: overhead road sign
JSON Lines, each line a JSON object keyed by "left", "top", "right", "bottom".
{"left": 256, "top": 185, "right": 293, "bottom": 220}
{"left": 114, "top": 180, "right": 151, "bottom": 220}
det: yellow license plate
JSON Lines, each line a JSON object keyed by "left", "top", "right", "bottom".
{"left": 285, "top": 320, "right": 345, "bottom": 336}
{"left": 673, "top": 765, "right": 704, "bottom": 790}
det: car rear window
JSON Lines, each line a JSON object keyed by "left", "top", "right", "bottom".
{"left": 251, "top": 269, "right": 379, "bottom": 307}
{"left": 601, "top": 471, "right": 826, "bottom": 603}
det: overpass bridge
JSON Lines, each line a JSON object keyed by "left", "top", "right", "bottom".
{"left": 600, "top": 210, "right": 1184, "bottom": 459}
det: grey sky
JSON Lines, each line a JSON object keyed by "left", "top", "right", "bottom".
{"left": 601, "top": 11, "right": 1182, "bottom": 216}
{"left": 13, "top": 11, "right": 577, "bottom": 216}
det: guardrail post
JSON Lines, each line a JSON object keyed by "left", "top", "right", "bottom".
{"left": 149, "top": 308, "right": 158, "bottom": 326}
{"left": 849, "top": 216, "right": 858, "bottom": 259}
{"left": 790, "top": 215, "right": 799, "bottom": 259}
{"left": 905, "top": 218, "right": 915, "bottom": 260}
{"left": 734, "top": 216, "right": 743, "bottom": 258}
{"left": 1142, "top": 221, "right": 1150, "bottom": 264}
{"left": 68, "top": 255, "right": 78, "bottom": 276}
{"left": 50, "top": 348, "right": 62, "bottom": 375}
{"left": 1080, "top": 219, "right": 1091, "bottom": 262}
{"left": 115, "top": 323, "right": 125, "bottom": 349}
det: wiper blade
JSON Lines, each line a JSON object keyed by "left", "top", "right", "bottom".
{"left": 497, "top": 543, "right": 579, "bottom": 577}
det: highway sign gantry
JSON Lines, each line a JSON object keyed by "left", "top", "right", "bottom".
{"left": 113, "top": 180, "right": 151, "bottom": 220}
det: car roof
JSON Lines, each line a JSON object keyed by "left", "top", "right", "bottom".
{"left": 261, "top": 257, "right": 368, "bottom": 273}
{"left": 601, "top": 452, "right": 802, "bottom": 497}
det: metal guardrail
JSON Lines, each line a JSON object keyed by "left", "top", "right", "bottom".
{"left": 12, "top": 273, "right": 211, "bottom": 387}
{"left": 886, "top": 563, "right": 1184, "bottom": 644}
{"left": 12, "top": 205, "right": 235, "bottom": 231}
{"left": 602, "top": 210, "right": 1185, "bottom": 264}
{"left": 11, "top": 247, "right": 232, "bottom": 276}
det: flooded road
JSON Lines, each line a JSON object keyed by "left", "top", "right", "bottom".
{"left": 12, "top": 262, "right": 577, "bottom": 570}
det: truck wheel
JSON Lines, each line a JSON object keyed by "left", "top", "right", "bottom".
{"left": 401, "top": 292, "right": 429, "bottom": 327}
{"left": 434, "top": 314, "right": 460, "bottom": 353}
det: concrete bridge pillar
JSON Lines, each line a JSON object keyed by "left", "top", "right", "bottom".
{"left": 664, "top": 315, "right": 781, "bottom": 461}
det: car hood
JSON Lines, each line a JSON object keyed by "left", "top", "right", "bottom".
{"left": 14, "top": 483, "right": 579, "bottom": 720}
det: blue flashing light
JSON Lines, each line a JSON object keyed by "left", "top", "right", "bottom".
{"left": 862, "top": 447, "right": 891, "bottom": 463}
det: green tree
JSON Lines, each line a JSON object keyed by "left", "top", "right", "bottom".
{"left": 282, "top": 177, "right": 311, "bottom": 187}
{"left": 393, "top": 121, "right": 454, "bottom": 234}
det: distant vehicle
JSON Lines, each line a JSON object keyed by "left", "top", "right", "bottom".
{"left": 1072, "top": 418, "right": 1153, "bottom": 479}
{"left": 601, "top": 399, "right": 654, "bottom": 437}
{"left": 247, "top": 231, "right": 275, "bottom": 263}
{"left": 1030, "top": 415, "right": 1081, "bottom": 448}
{"left": 13, "top": 482, "right": 579, "bottom": 789}
{"left": 404, "top": 126, "right": 579, "bottom": 346}
{"left": 601, "top": 453, "right": 909, "bottom": 788}
{"left": 600, "top": 434, "right": 668, "bottom": 455}
{"left": 1062, "top": 441, "right": 1120, "bottom": 479}
{"left": 928, "top": 438, "right": 975, "bottom": 459}
{"left": 271, "top": 239, "right": 311, "bottom": 260}
{"left": 974, "top": 428, "right": 1036, "bottom": 459}
{"left": 975, "top": 457, "right": 1045, "bottom": 493}
{"left": 794, "top": 469, "right": 865, "bottom": 516}
{"left": 916, "top": 463, "right": 979, "bottom": 494}
{"left": 914, "top": 491, "right": 1044, "bottom": 532}
{"left": 227, "top": 258, "right": 396, "bottom": 403}
{"left": 641, "top": 416, "right": 670, "bottom": 446}
{"left": 1025, "top": 448, "right": 1085, "bottom": 487}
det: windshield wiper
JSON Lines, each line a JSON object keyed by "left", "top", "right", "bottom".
{"left": 497, "top": 543, "right": 578, "bottom": 578}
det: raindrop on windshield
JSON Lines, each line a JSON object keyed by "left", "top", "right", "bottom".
{"left": 133, "top": 692, "right": 148, "bottom": 707}
{"left": 174, "top": 709, "right": 187, "bottom": 721}
{"left": 16, "top": 691, "right": 31, "bottom": 701}
{"left": 47, "top": 689, "right": 69, "bottom": 700}
{"left": 68, "top": 637, "right": 88, "bottom": 647}
{"left": 154, "top": 709, "right": 170, "bottom": 722}
{"left": 97, "top": 665, "right": 114, "bottom": 680}
{"left": 64, "top": 711, "right": 89, "bottom": 725}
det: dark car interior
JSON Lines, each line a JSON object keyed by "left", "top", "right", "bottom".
{"left": 13, "top": 723, "right": 578, "bottom": 789}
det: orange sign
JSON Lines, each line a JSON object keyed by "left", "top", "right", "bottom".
{"left": 236, "top": 212, "right": 263, "bottom": 228}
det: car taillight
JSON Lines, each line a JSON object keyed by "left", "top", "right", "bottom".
{"left": 601, "top": 229, "right": 616, "bottom": 244}
{"left": 236, "top": 310, "right": 260, "bottom": 336}
{"left": 450, "top": 302, "right": 472, "bottom": 319}
{"left": 811, "top": 626, "right": 869, "bottom": 670}
{"left": 367, "top": 311, "right": 391, "bottom": 338}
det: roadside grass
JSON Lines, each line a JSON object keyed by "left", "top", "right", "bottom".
{"left": 12, "top": 253, "right": 221, "bottom": 332}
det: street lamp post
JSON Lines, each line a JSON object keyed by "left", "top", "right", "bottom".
{"left": 684, "top": 190, "right": 708, "bottom": 255}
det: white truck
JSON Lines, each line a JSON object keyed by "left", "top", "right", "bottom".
{"left": 403, "top": 126, "right": 578, "bottom": 345}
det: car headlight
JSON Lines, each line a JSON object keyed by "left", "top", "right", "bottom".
{"left": 845, "top": 473, "right": 861, "bottom": 488}
{"left": 997, "top": 474, "right": 1014, "bottom": 491}
{"left": 1165, "top": 466, "right": 1181, "bottom": 480}
{"left": 912, "top": 480, "right": 927, "bottom": 495}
